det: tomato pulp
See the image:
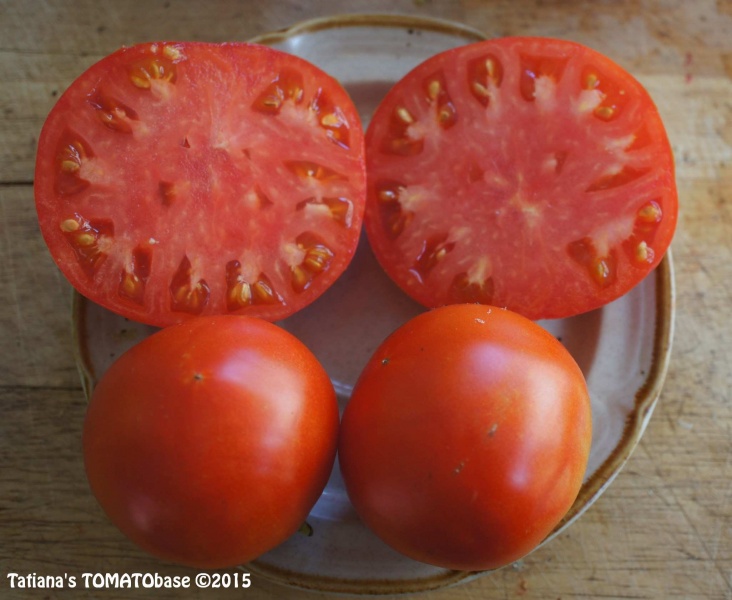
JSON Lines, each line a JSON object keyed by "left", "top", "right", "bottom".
{"left": 364, "top": 37, "right": 677, "bottom": 319}
{"left": 35, "top": 42, "right": 366, "bottom": 326}
{"left": 339, "top": 304, "right": 593, "bottom": 571}
{"left": 83, "top": 315, "right": 339, "bottom": 568}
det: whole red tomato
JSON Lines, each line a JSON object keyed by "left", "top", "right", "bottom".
{"left": 339, "top": 304, "right": 592, "bottom": 571}
{"left": 83, "top": 315, "right": 339, "bottom": 568}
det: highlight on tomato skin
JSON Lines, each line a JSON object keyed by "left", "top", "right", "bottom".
{"left": 35, "top": 41, "right": 366, "bottom": 327}
{"left": 338, "top": 304, "right": 593, "bottom": 572}
{"left": 82, "top": 315, "right": 340, "bottom": 569}
{"left": 364, "top": 36, "right": 678, "bottom": 320}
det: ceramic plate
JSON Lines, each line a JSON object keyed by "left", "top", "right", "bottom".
{"left": 72, "top": 14, "right": 676, "bottom": 595}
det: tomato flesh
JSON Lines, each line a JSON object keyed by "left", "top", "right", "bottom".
{"left": 83, "top": 315, "right": 339, "bottom": 568}
{"left": 35, "top": 42, "right": 366, "bottom": 326}
{"left": 338, "top": 304, "right": 592, "bottom": 571}
{"left": 364, "top": 37, "right": 677, "bottom": 319}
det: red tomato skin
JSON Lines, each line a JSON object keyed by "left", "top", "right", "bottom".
{"left": 339, "top": 304, "right": 592, "bottom": 571}
{"left": 82, "top": 315, "right": 338, "bottom": 568}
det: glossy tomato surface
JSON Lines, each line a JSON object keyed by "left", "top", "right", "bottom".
{"left": 338, "top": 304, "right": 592, "bottom": 571}
{"left": 36, "top": 42, "right": 366, "bottom": 327}
{"left": 364, "top": 37, "right": 677, "bottom": 319}
{"left": 83, "top": 315, "right": 339, "bottom": 568}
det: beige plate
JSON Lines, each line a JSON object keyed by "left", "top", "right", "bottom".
{"left": 72, "top": 14, "right": 676, "bottom": 596}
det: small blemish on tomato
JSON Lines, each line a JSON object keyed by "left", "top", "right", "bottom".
{"left": 193, "top": 372, "right": 204, "bottom": 381}
{"left": 453, "top": 461, "right": 465, "bottom": 475}
{"left": 488, "top": 423, "right": 498, "bottom": 438}
{"left": 381, "top": 357, "right": 390, "bottom": 366}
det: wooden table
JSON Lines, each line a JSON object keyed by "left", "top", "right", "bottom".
{"left": 1, "top": 1, "right": 730, "bottom": 598}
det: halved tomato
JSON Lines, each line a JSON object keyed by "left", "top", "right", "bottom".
{"left": 364, "top": 37, "right": 677, "bottom": 320}
{"left": 35, "top": 42, "right": 366, "bottom": 327}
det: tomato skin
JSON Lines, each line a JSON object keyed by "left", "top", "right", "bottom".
{"left": 364, "top": 37, "right": 677, "bottom": 320}
{"left": 338, "top": 304, "right": 592, "bottom": 571}
{"left": 82, "top": 315, "right": 339, "bottom": 568}
{"left": 35, "top": 42, "right": 366, "bottom": 327}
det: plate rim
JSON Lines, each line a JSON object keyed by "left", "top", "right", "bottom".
{"left": 247, "top": 12, "right": 488, "bottom": 47}
{"left": 71, "top": 12, "right": 677, "bottom": 595}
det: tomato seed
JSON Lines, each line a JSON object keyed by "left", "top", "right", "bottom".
{"left": 637, "top": 201, "right": 663, "bottom": 223}
{"left": 427, "top": 80, "right": 441, "bottom": 100}
{"left": 472, "top": 82, "right": 490, "bottom": 99}
{"left": 635, "top": 241, "right": 654, "bottom": 263}
{"left": 170, "top": 256, "right": 210, "bottom": 315}
{"left": 251, "top": 277, "right": 280, "bottom": 305}
{"left": 584, "top": 72, "right": 600, "bottom": 89}
{"left": 162, "top": 45, "right": 184, "bottom": 61}
{"left": 320, "top": 113, "right": 341, "bottom": 127}
{"left": 119, "top": 271, "right": 146, "bottom": 305}
{"left": 396, "top": 107, "right": 415, "bottom": 124}
{"left": 285, "top": 160, "right": 344, "bottom": 182}
{"left": 60, "top": 159, "right": 80, "bottom": 172}
{"left": 60, "top": 218, "right": 80, "bottom": 232}
{"left": 594, "top": 105, "right": 616, "bottom": 121}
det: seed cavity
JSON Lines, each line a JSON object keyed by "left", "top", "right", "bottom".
{"left": 411, "top": 233, "right": 456, "bottom": 281}
{"left": 519, "top": 54, "right": 569, "bottom": 102}
{"left": 118, "top": 246, "right": 152, "bottom": 306}
{"left": 162, "top": 44, "right": 185, "bottom": 61}
{"left": 382, "top": 105, "right": 424, "bottom": 156}
{"left": 375, "top": 180, "right": 413, "bottom": 239}
{"left": 88, "top": 92, "right": 139, "bottom": 133}
{"left": 581, "top": 65, "right": 625, "bottom": 121}
{"left": 634, "top": 240, "right": 654, "bottom": 263}
{"left": 449, "top": 271, "right": 495, "bottom": 304}
{"left": 290, "top": 232, "right": 335, "bottom": 293}
{"left": 296, "top": 196, "right": 353, "bottom": 226}
{"left": 243, "top": 185, "right": 273, "bottom": 210}
{"left": 627, "top": 123, "right": 653, "bottom": 151}
{"left": 586, "top": 165, "right": 649, "bottom": 192}
{"left": 55, "top": 130, "right": 93, "bottom": 195}
{"left": 594, "top": 105, "right": 616, "bottom": 121}
{"left": 158, "top": 181, "right": 176, "bottom": 206}
{"left": 225, "top": 261, "right": 282, "bottom": 310}
{"left": 567, "top": 237, "right": 617, "bottom": 288}
{"left": 170, "top": 255, "right": 210, "bottom": 315}
{"left": 622, "top": 199, "right": 664, "bottom": 266}
{"left": 59, "top": 213, "right": 112, "bottom": 278}
{"left": 285, "top": 160, "right": 345, "bottom": 183}
{"left": 423, "top": 70, "right": 457, "bottom": 129}
{"left": 468, "top": 54, "right": 503, "bottom": 107}
{"left": 637, "top": 200, "right": 663, "bottom": 223}
{"left": 252, "top": 68, "right": 305, "bottom": 114}
{"left": 310, "top": 88, "right": 351, "bottom": 149}
{"left": 129, "top": 56, "right": 177, "bottom": 90}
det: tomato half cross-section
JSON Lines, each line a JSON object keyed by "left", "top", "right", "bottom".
{"left": 35, "top": 42, "right": 366, "bottom": 327}
{"left": 338, "top": 304, "right": 593, "bottom": 571}
{"left": 82, "top": 315, "right": 339, "bottom": 569}
{"left": 364, "top": 37, "right": 677, "bottom": 320}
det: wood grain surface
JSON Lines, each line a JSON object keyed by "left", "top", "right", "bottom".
{"left": 1, "top": 0, "right": 731, "bottom": 598}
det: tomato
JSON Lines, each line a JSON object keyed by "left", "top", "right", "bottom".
{"left": 35, "top": 42, "right": 366, "bottom": 327}
{"left": 338, "top": 304, "right": 592, "bottom": 571}
{"left": 82, "top": 315, "right": 339, "bottom": 568}
{"left": 364, "top": 37, "right": 677, "bottom": 320}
